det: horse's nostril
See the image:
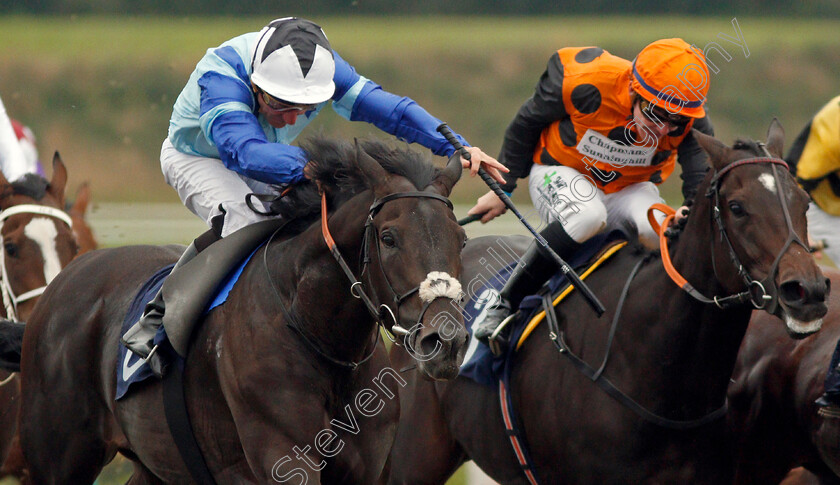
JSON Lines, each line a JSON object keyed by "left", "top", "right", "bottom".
{"left": 419, "top": 334, "right": 444, "bottom": 360}
{"left": 779, "top": 281, "right": 806, "bottom": 304}
{"left": 826, "top": 277, "right": 832, "bottom": 296}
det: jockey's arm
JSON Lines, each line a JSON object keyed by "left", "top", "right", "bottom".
{"left": 678, "top": 115, "right": 715, "bottom": 205}
{"left": 199, "top": 72, "right": 309, "bottom": 186}
{"left": 468, "top": 51, "right": 568, "bottom": 222}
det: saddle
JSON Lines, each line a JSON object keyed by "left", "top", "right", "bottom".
{"left": 460, "top": 231, "right": 627, "bottom": 386}
{"left": 161, "top": 218, "right": 287, "bottom": 357}
{"left": 116, "top": 218, "right": 288, "bottom": 401}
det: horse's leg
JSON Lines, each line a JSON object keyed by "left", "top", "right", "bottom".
{"left": 19, "top": 314, "right": 114, "bottom": 483}
{"left": 124, "top": 462, "right": 165, "bottom": 485}
{"left": 21, "top": 390, "right": 111, "bottom": 485}
{"left": 388, "top": 350, "right": 466, "bottom": 485}
{"left": 1, "top": 435, "right": 28, "bottom": 482}
{"left": 0, "top": 375, "right": 19, "bottom": 468}
{"left": 782, "top": 465, "right": 840, "bottom": 485}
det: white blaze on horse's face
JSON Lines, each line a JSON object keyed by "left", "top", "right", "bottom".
{"left": 758, "top": 173, "right": 777, "bottom": 194}
{"left": 24, "top": 217, "right": 62, "bottom": 284}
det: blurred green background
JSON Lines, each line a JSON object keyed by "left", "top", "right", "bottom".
{"left": 1, "top": 15, "right": 839, "bottom": 209}
{"left": 0, "top": 11, "right": 839, "bottom": 484}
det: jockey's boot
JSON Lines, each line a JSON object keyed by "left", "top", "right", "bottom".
{"left": 474, "top": 221, "right": 582, "bottom": 356}
{"left": 120, "top": 242, "right": 199, "bottom": 377}
{"left": 121, "top": 209, "right": 225, "bottom": 377}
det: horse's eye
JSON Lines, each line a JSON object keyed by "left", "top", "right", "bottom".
{"left": 462, "top": 237, "right": 468, "bottom": 249}
{"left": 381, "top": 232, "right": 396, "bottom": 248}
{"left": 728, "top": 201, "right": 746, "bottom": 217}
{"left": 4, "top": 242, "right": 17, "bottom": 258}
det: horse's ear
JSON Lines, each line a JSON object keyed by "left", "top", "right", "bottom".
{"left": 693, "top": 129, "right": 731, "bottom": 171}
{"left": 354, "top": 139, "right": 389, "bottom": 193}
{"left": 69, "top": 182, "right": 90, "bottom": 218}
{"left": 427, "top": 152, "right": 462, "bottom": 196}
{"left": 47, "top": 151, "right": 67, "bottom": 204}
{"left": 765, "top": 118, "right": 785, "bottom": 159}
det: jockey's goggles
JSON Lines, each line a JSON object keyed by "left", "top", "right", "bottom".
{"left": 259, "top": 90, "right": 317, "bottom": 114}
{"left": 638, "top": 97, "right": 691, "bottom": 127}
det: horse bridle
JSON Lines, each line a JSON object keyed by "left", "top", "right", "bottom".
{"left": 558, "top": 148, "right": 805, "bottom": 431}
{"left": 654, "top": 146, "right": 805, "bottom": 311}
{"left": 0, "top": 204, "right": 73, "bottom": 321}
{"left": 303, "top": 191, "right": 459, "bottom": 368}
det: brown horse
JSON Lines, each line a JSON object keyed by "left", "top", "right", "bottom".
{"left": 15, "top": 136, "right": 469, "bottom": 484}
{"left": 729, "top": 267, "right": 840, "bottom": 484}
{"left": 67, "top": 181, "right": 98, "bottom": 254}
{"left": 387, "top": 121, "right": 830, "bottom": 484}
{"left": 0, "top": 153, "right": 78, "bottom": 468}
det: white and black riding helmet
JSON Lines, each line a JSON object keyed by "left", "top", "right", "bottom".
{"left": 251, "top": 17, "right": 336, "bottom": 105}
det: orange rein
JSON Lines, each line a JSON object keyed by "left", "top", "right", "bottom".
{"left": 321, "top": 192, "right": 337, "bottom": 251}
{"left": 647, "top": 203, "right": 694, "bottom": 292}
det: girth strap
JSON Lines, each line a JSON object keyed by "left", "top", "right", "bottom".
{"left": 163, "top": 362, "right": 217, "bottom": 485}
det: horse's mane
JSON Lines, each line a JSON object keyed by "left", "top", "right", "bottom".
{"left": 266, "top": 135, "right": 440, "bottom": 236}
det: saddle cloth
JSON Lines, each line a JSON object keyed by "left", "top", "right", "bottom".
{"left": 459, "top": 231, "right": 627, "bottom": 387}
{"left": 115, "top": 250, "right": 257, "bottom": 400}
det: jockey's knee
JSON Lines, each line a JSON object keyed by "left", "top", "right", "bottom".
{"left": 637, "top": 221, "right": 659, "bottom": 249}
{"left": 546, "top": 197, "right": 606, "bottom": 244}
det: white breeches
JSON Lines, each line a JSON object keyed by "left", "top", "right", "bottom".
{"left": 528, "top": 164, "right": 665, "bottom": 248}
{"left": 160, "top": 138, "right": 282, "bottom": 238}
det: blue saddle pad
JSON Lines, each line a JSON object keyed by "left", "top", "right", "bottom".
{"left": 116, "top": 249, "right": 258, "bottom": 400}
{"left": 459, "top": 231, "right": 621, "bottom": 387}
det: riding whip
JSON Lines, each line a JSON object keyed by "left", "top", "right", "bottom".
{"left": 437, "top": 123, "right": 605, "bottom": 316}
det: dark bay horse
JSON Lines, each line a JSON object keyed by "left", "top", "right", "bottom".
{"left": 729, "top": 266, "right": 840, "bottom": 484}
{"left": 0, "top": 152, "right": 78, "bottom": 469}
{"left": 388, "top": 121, "right": 830, "bottom": 484}
{"left": 16, "top": 137, "right": 469, "bottom": 484}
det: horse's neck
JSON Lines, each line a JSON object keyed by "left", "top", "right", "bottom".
{"left": 670, "top": 196, "right": 744, "bottom": 299}
{"left": 640, "top": 199, "right": 752, "bottom": 408}
{"left": 273, "top": 194, "right": 379, "bottom": 359}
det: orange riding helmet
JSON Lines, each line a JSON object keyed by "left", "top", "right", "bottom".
{"left": 631, "top": 38, "right": 710, "bottom": 118}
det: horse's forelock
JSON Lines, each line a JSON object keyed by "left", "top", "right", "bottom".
{"left": 731, "top": 139, "right": 762, "bottom": 155}
{"left": 9, "top": 174, "right": 49, "bottom": 201}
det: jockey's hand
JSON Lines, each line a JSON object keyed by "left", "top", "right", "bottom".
{"left": 468, "top": 190, "right": 508, "bottom": 223}
{"left": 809, "top": 234, "right": 825, "bottom": 260}
{"left": 461, "top": 146, "right": 509, "bottom": 184}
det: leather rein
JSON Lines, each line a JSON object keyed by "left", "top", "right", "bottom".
{"left": 648, "top": 148, "right": 804, "bottom": 311}
{"left": 548, "top": 150, "right": 801, "bottom": 430}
